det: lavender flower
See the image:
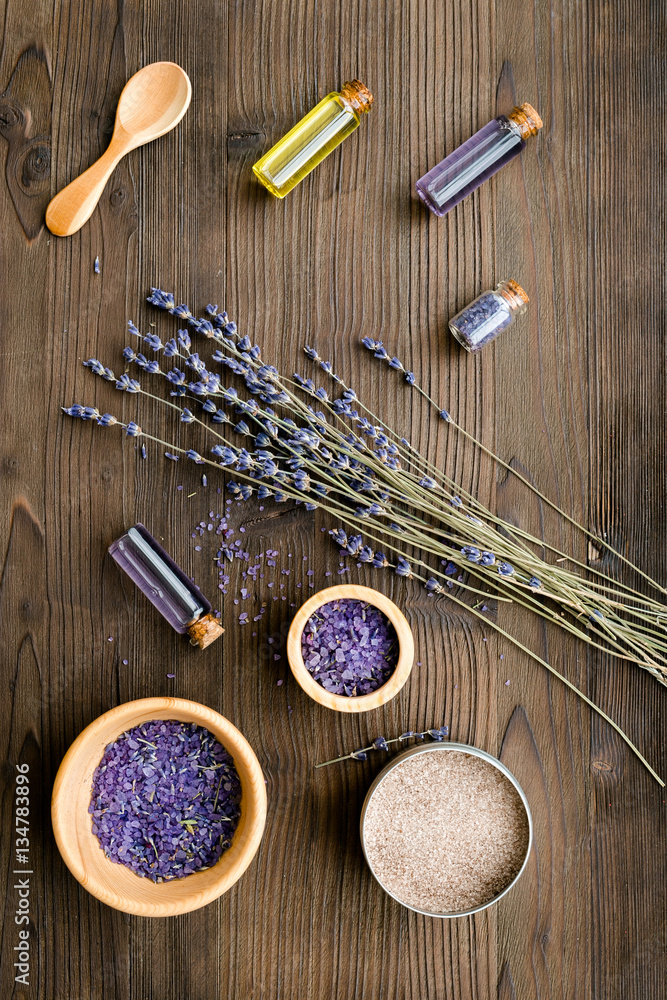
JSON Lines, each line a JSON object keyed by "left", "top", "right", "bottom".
{"left": 395, "top": 557, "right": 412, "bottom": 578}
{"left": 316, "top": 727, "right": 450, "bottom": 768}
{"left": 116, "top": 374, "right": 140, "bottom": 393}
{"left": 62, "top": 286, "right": 667, "bottom": 786}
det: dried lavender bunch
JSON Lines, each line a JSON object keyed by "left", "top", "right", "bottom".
{"left": 315, "top": 727, "right": 450, "bottom": 768}
{"left": 62, "top": 288, "right": 667, "bottom": 785}
{"left": 361, "top": 337, "right": 665, "bottom": 599}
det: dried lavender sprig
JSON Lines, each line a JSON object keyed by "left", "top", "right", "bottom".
{"left": 67, "top": 293, "right": 667, "bottom": 781}
{"left": 315, "top": 345, "right": 667, "bottom": 608}
{"left": 313, "top": 347, "right": 667, "bottom": 617}
{"left": 315, "top": 727, "right": 450, "bottom": 768}
{"left": 80, "top": 338, "right": 667, "bottom": 671}
{"left": 328, "top": 529, "right": 667, "bottom": 672}
{"left": 324, "top": 533, "right": 665, "bottom": 785}
{"left": 147, "top": 314, "right": 660, "bottom": 623}
{"left": 361, "top": 337, "right": 667, "bottom": 598}
{"left": 117, "top": 314, "right": 667, "bottom": 665}
{"left": 72, "top": 419, "right": 662, "bottom": 768}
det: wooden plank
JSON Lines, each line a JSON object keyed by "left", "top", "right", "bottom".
{"left": 0, "top": 0, "right": 665, "bottom": 998}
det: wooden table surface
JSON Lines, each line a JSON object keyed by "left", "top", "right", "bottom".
{"left": 0, "top": 1, "right": 665, "bottom": 998}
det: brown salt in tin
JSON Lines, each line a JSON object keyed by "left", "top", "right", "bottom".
{"left": 359, "top": 742, "right": 533, "bottom": 918}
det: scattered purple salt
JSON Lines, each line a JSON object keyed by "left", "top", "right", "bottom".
{"left": 89, "top": 719, "right": 241, "bottom": 882}
{"left": 167, "top": 673, "right": 175, "bottom": 678}
{"left": 301, "top": 599, "right": 399, "bottom": 697}
{"left": 122, "top": 659, "right": 129, "bottom": 665}
{"left": 505, "top": 679, "right": 510, "bottom": 686}
{"left": 277, "top": 679, "right": 283, "bottom": 686}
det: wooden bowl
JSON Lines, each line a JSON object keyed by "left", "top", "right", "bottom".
{"left": 51, "top": 697, "right": 267, "bottom": 916}
{"left": 286, "top": 584, "right": 414, "bottom": 713}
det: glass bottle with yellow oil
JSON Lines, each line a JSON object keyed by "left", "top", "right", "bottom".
{"left": 252, "top": 80, "right": 373, "bottom": 198}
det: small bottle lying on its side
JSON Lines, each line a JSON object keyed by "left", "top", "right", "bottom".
{"left": 416, "top": 103, "right": 543, "bottom": 217}
{"left": 253, "top": 80, "right": 373, "bottom": 198}
{"left": 109, "top": 523, "right": 224, "bottom": 648}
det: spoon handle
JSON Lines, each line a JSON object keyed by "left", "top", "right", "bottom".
{"left": 46, "top": 142, "right": 126, "bottom": 237}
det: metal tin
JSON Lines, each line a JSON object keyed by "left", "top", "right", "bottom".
{"left": 359, "top": 742, "right": 533, "bottom": 918}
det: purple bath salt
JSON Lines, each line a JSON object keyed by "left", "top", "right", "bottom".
{"left": 89, "top": 719, "right": 241, "bottom": 882}
{"left": 301, "top": 599, "right": 399, "bottom": 697}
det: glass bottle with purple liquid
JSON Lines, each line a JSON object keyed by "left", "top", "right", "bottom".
{"left": 109, "top": 523, "right": 224, "bottom": 648}
{"left": 416, "top": 103, "right": 543, "bottom": 217}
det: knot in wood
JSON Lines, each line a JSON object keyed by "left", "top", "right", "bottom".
{"left": 20, "top": 140, "right": 51, "bottom": 193}
{"left": 109, "top": 186, "right": 126, "bottom": 208}
{"left": 0, "top": 101, "right": 23, "bottom": 131}
{"left": 227, "top": 128, "right": 265, "bottom": 151}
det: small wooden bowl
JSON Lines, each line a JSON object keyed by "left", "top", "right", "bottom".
{"left": 51, "top": 697, "right": 267, "bottom": 916}
{"left": 286, "top": 584, "right": 414, "bottom": 713}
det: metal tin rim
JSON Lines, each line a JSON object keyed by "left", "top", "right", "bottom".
{"left": 359, "top": 742, "right": 533, "bottom": 918}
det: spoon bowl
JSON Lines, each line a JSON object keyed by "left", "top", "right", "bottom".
{"left": 115, "top": 62, "right": 192, "bottom": 144}
{"left": 46, "top": 62, "right": 191, "bottom": 237}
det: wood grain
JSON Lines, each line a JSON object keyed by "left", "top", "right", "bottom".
{"left": 0, "top": 0, "right": 665, "bottom": 997}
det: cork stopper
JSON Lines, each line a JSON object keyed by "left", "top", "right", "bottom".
{"left": 498, "top": 279, "right": 529, "bottom": 314}
{"left": 187, "top": 613, "right": 224, "bottom": 649}
{"left": 340, "top": 80, "right": 373, "bottom": 114}
{"left": 508, "top": 103, "right": 543, "bottom": 139}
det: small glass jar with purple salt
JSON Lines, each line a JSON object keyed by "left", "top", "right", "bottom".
{"left": 448, "top": 280, "right": 529, "bottom": 352}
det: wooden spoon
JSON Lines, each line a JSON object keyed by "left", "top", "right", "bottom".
{"left": 46, "top": 62, "right": 191, "bottom": 237}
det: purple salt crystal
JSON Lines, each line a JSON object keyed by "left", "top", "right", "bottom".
{"left": 89, "top": 719, "right": 241, "bottom": 882}
{"left": 300, "top": 599, "right": 399, "bottom": 698}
